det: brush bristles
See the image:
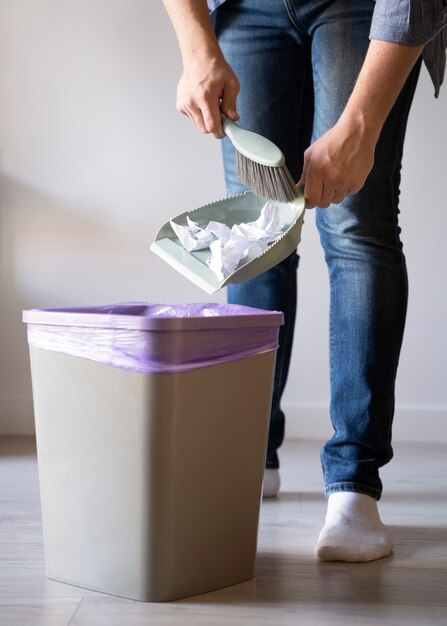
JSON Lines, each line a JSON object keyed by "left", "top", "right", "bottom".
{"left": 236, "top": 151, "right": 299, "bottom": 203}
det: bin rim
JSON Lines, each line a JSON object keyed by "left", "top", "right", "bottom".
{"left": 22, "top": 302, "right": 284, "bottom": 331}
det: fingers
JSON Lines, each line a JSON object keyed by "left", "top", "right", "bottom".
{"left": 198, "top": 87, "right": 225, "bottom": 138}
{"left": 305, "top": 179, "right": 351, "bottom": 209}
{"left": 182, "top": 104, "right": 207, "bottom": 134}
{"left": 306, "top": 183, "right": 358, "bottom": 208}
{"left": 297, "top": 121, "right": 376, "bottom": 209}
{"left": 199, "top": 76, "right": 240, "bottom": 138}
{"left": 332, "top": 189, "right": 348, "bottom": 204}
{"left": 318, "top": 182, "right": 337, "bottom": 209}
{"left": 179, "top": 96, "right": 224, "bottom": 138}
{"left": 221, "top": 76, "right": 240, "bottom": 122}
{"left": 202, "top": 108, "right": 225, "bottom": 138}
{"left": 299, "top": 148, "right": 358, "bottom": 209}
{"left": 176, "top": 68, "right": 240, "bottom": 139}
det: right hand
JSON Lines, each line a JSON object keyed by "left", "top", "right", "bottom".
{"left": 177, "top": 52, "right": 240, "bottom": 139}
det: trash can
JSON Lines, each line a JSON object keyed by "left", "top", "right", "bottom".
{"left": 23, "top": 302, "right": 283, "bottom": 602}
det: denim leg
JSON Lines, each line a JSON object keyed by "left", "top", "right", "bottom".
{"left": 214, "top": 0, "right": 313, "bottom": 468}
{"left": 308, "top": 7, "right": 422, "bottom": 498}
{"left": 213, "top": 0, "right": 420, "bottom": 484}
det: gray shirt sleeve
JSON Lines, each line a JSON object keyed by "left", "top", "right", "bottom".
{"left": 370, "top": 0, "right": 447, "bottom": 45}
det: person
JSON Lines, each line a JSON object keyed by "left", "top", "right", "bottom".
{"left": 162, "top": 0, "right": 446, "bottom": 562}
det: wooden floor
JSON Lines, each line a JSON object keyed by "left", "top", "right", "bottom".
{"left": 1, "top": 437, "right": 446, "bottom": 626}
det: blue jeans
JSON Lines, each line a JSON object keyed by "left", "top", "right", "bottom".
{"left": 213, "top": 0, "right": 421, "bottom": 499}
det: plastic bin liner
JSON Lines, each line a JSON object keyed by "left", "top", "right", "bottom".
{"left": 23, "top": 302, "right": 284, "bottom": 374}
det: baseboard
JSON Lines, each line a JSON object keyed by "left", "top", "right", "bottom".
{"left": 283, "top": 405, "right": 447, "bottom": 443}
{"left": 0, "top": 396, "right": 35, "bottom": 435}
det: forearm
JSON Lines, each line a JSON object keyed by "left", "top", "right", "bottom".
{"left": 300, "top": 39, "right": 423, "bottom": 208}
{"left": 162, "top": 0, "right": 240, "bottom": 137}
{"left": 162, "top": 0, "right": 222, "bottom": 63}
{"left": 340, "top": 39, "right": 423, "bottom": 144}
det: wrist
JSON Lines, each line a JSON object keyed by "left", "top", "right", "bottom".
{"left": 180, "top": 35, "right": 223, "bottom": 67}
{"left": 337, "top": 106, "right": 382, "bottom": 147}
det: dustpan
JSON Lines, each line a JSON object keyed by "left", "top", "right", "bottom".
{"left": 151, "top": 190, "right": 305, "bottom": 294}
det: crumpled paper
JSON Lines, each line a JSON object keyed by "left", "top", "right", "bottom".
{"left": 169, "top": 216, "right": 215, "bottom": 252}
{"left": 170, "top": 202, "right": 283, "bottom": 280}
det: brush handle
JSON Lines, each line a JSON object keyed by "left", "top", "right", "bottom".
{"left": 221, "top": 113, "right": 285, "bottom": 168}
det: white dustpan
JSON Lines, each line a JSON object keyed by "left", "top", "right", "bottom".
{"left": 151, "top": 190, "right": 305, "bottom": 294}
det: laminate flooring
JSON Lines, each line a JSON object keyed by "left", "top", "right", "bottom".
{"left": 1, "top": 437, "right": 446, "bottom": 626}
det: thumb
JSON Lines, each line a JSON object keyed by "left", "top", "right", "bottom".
{"left": 296, "top": 172, "right": 306, "bottom": 187}
{"left": 296, "top": 149, "right": 311, "bottom": 187}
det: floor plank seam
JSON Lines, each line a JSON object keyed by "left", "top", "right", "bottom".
{"left": 66, "top": 597, "right": 84, "bottom": 626}
{"left": 347, "top": 566, "right": 360, "bottom": 603}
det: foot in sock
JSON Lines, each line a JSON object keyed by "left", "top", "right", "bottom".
{"left": 315, "top": 491, "right": 393, "bottom": 562}
{"left": 263, "top": 469, "right": 280, "bottom": 498}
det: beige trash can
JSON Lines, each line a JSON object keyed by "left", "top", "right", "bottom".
{"left": 23, "top": 302, "right": 283, "bottom": 602}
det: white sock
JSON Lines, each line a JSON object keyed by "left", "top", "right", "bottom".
{"left": 262, "top": 469, "right": 280, "bottom": 498}
{"left": 315, "top": 492, "right": 393, "bottom": 562}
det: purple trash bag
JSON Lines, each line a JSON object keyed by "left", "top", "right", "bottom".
{"left": 23, "top": 302, "right": 284, "bottom": 374}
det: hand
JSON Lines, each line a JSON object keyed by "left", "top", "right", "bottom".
{"left": 177, "top": 52, "right": 240, "bottom": 139}
{"left": 296, "top": 118, "right": 377, "bottom": 209}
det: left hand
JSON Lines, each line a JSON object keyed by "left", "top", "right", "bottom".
{"left": 297, "top": 117, "right": 377, "bottom": 209}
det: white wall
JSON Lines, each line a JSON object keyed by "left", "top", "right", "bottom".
{"left": 0, "top": 1, "right": 446, "bottom": 440}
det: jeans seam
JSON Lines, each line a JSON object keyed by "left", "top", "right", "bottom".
{"left": 282, "top": 0, "right": 307, "bottom": 35}
{"left": 326, "top": 258, "right": 334, "bottom": 483}
{"left": 329, "top": 271, "right": 334, "bottom": 392}
{"left": 266, "top": 253, "right": 297, "bottom": 470}
{"left": 271, "top": 255, "right": 295, "bottom": 428}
